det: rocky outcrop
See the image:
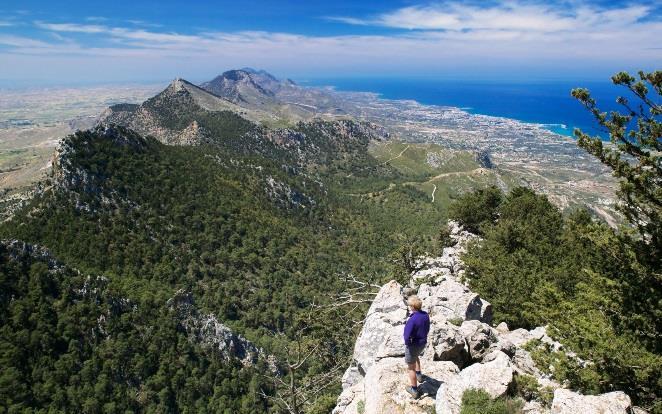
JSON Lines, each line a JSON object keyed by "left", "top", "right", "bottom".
{"left": 265, "top": 175, "right": 315, "bottom": 209}
{"left": 364, "top": 358, "right": 458, "bottom": 414}
{"left": 2, "top": 239, "right": 63, "bottom": 270}
{"left": 436, "top": 351, "right": 514, "bottom": 414}
{"left": 176, "top": 120, "right": 211, "bottom": 146}
{"left": 333, "top": 221, "right": 638, "bottom": 414}
{"left": 351, "top": 280, "right": 408, "bottom": 374}
{"left": 167, "top": 290, "right": 261, "bottom": 366}
{"left": 551, "top": 389, "right": 632, "bottom": 413}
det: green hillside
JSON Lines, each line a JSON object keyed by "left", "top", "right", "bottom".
{"left": 0, "top": 123, "right": 448, "bottom": 413}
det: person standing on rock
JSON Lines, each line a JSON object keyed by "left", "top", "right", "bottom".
{"left": 403, "top": 295, "right": 430, "bottom": 399}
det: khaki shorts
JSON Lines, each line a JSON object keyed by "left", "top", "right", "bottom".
{"left": 405, "top": 343, "right": 425, "bottom": 364}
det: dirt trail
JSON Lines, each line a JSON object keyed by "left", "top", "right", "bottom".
{"left": 380, "top": 145, "right": 410, "bottom": 165}
{"left": 422, "top": 167, "right": 486, "bottom": 184}
{"left": 345, "top": 168, "right": 488, "bottom": 197}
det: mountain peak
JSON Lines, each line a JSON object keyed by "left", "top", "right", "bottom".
{"left": 220, "top": 69, "right": 253, "bottom": 82}
{"left": 239, "top": 67, "right": 278, "bottom": 80}
{"left": 200, "top": 69, "right": 276, "bottom": 106}
{"left": 168, "top": 77, "right": 193, "bottom": 93}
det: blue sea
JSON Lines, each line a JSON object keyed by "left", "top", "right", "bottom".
{"left": 304, "top": 77, "right": 629, "bottom": 138}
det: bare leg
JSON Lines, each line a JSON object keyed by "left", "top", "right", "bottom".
{"left": 407, "top": 362, "right": 417, "bottom": 387}
{"left": 415, "top": 357, "right": 421, "bottom": 374}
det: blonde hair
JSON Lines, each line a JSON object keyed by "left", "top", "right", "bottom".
{"left": 407, "top": 295, "right": 423, "bottom": 311}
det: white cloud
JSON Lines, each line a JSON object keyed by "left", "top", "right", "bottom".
{"left": 331, "top": 1, "right": 653, "bottom": 33}
{"left": 126, "top": 19, "right": 163, "bottom": 28}
{"left": 0, "top": 34, "right": 52, "bottom": 48}
{"left": 34, "top": 21, "right": 108, "bottom": 33}
{"left": 0, "top": 21, "right": 14, "bottom": 27}
{"left": 85, "top": 16, "right": 108, "bottom": 22}
{"left": 0, "top": 3, "right": 659, "bottom": 84}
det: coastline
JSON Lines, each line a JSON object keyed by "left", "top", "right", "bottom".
{"left": 304, "top": 78, "right": 612, "bottom": 140}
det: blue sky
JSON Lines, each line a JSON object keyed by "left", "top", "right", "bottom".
{"left": 0, "top": 0, "right": 660, "bottom": 86}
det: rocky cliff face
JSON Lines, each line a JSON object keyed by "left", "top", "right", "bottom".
{"left": 1, "top": 238, "right": 265, "bottom": 368}
{"left": 166, "top": 290, "right": 263, "bottom": 367}
{"left": 333, "top": 221, "right": 639, "bottom": 414}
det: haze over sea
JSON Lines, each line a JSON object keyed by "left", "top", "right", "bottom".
{"left": 305, "top": 78, "right": 626, "bottom": 138}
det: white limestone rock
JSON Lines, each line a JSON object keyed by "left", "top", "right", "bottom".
{"left": 351, "top": 280, "right": 407, "bottom": 373}
{"left": 364, "top": 358, "right": 456, "bottom": 414}
{"left": 551, "top": 389, "right": 632, "bottom": 414}
{"left": 459, "top": 320, "right": 499, "bottom": 362}
{"left": 427, "top": 317, "right": 469, "bottom": 366}
{"left": 333, "top": 221, "right": 636, "bottom": 414}
{"left": 496, "top": 321, "right": 510, "bottom": 334}
{"left": 512, "top": 348, "right": 543, "bottom": 376}
{"left": 341, "top": 365, "right": 362, "bottom": 390}
{"left": 435, "top": 351, "right": 514, "bottom": 414}
{"left": 523, "top": 400, "right": 550, "bottom": 414}
{"left": 332, "top": 382, "right": 364, "bottom": 414}
{"left": 417, "top": 280, "right": 492, "bottom": 324}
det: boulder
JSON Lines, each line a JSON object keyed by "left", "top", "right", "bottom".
{"left": 512, "top": 348, "right": 542, "bottom": 376}
{"left": 504, "top": 326, "right": 563, "bottom": 352}
{"left": 427, "top": 318, "right": 469, "bottom": 366}
{"left": 417, "top": 281, "right": 492, "bottom": 324}
{"left": 348, "top": 357, "right": 459, "bottom": 414}
{"left": 530, "top": 326, "right": 563, "bottom": 352}
{"left": 332, "top": 382, "right": 364, "bottom": 414}
{"left": 352, "top": 281, "right": 407, "bottom": 373}
{"left": 341, "top": 365, "right": 362, "bottom": 390}
{"left": 503, "top": 328, "right": 534, "bottom": 347}
{"left": 459, "top": 320, "right": 498, "bottom": 362}
{"left": 411, "top": 265, "right": 452, "bottom": 285}
{"left": 551, "top": 389, "right": 632, "bottom": 414}
{"left": 523, "top": 400, "right": 549, "bottom": 414}
{"left": 435, "top": 351, "right": 514, "bottom": 414}
{"left": 496, "top": 321, "right": 509, "bottom": 334}
{"left": 492, "top": 337, "right": 517, "bottom": 358}
{"left": 425, "top": 360, "right": 461, "bottom": 385}
{"left": 363, "top": 358, "right": 437, "bottom": 414}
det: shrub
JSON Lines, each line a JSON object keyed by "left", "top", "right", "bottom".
{"left": 513, "top": 374, "right": 540, "bottom": 401}
{"left": 438, "top": 223, "right": 456, "bottom": 251}
{"left": 513, "top": 373, "right": 553, "bottom": 407}
{"left": 448, "top": 186, "right": 503, "bottom": 234}
{"left": 448, "top": 317, "right": 464, "bottom": 326}
{"left": 460, "top": 389, "right": 524, "bottom": 414}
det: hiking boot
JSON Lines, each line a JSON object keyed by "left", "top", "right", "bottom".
{"left": 405, "top": 386, "right": 420, "bottom": 399}
{"left": 416, "top": 372, "right": 424, "bottom": 383}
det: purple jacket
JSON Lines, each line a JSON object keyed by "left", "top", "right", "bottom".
{"left": 403, "top": 310, "right": 430, "bottom": 346}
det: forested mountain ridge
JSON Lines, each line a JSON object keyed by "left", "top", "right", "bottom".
{"left": 98, "top": 77, "right": 389, "bottom": 169}
{"left": 0, "top": 238, "right": 268, "bottom": 412}
{"left": 1, "top": 102, "right": 447, "bottom": 412}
